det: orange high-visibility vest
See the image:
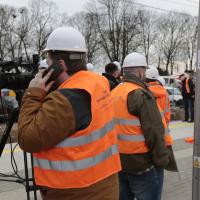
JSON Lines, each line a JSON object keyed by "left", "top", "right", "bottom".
{"left": 185, "top": 78, "right": 190, "bottom": 94}
{"left": 33, "top": 71, "right": 121, "bottom": 189}
{"left": 111, "top": 82, "right": 149, "bottom": 154}
{"left": 148, "top": 82, "right": 173, "bottom": 146}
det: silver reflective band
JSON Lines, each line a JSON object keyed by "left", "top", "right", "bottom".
{"left": 115, "top": 118, "right": 141, "bottom": 126}
{"left": 164, "top": 108, "right": 169, "bottom": 113}
{"left": 34, "top": 144, "right": 118, "bottom": 171}
{"left": 165, "top": 127, "right": 170, "bottom": 135}
{"left": 118, "top": 134, "right": 145, "bottom": 141}
{"left": 160, "top": 111, "right": 165, "bottom": 118}
{"left": 56, "top": 120, "right": 115, "bottom": 148}
{"left": 165, "top": 93, "right": 170, "bottom": 113}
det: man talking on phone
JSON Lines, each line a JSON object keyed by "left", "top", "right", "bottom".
{"left": 18, "top": 27, "right": 121, "bottom": 200}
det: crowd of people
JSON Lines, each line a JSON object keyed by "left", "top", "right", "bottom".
{"left": 17, "top": 26, "right": 186, "bottom": 200}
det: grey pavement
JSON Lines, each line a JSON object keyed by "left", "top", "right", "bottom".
{"left": 0, "top": 121, "right": 194, "bottom": 200}
{"left": 162, "top": 122, "right": 193, "bottom": 200}
{"left": 162, "top": 142, "right": 193, "bottom": 200}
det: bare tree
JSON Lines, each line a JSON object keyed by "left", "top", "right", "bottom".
{"left": 154, "top": 34, "right": 165, "bottom": 70}
{"left": 138, "top": 10, "right": 158, "bottom": 65}
{"left": 0, "top": 5, "right": 33, "bottom": 61}
{"left": 57, "top": 12, "right": 69, "bottom": 26}
{"left": 157, "top": 13, "right": 186, "bottom": 74}
{"left": 180, "top": 16, "right": 198, "bottom": 71}
{"left": 68, "top": 12, "right": 100, "bottom": 64}
{"left": 29, "top": 0, "right": 57, "bottom": 56}
{"left": 87, "top": 0, "right": 141, "bottom": 63}
{"left": 13, "top": 7, "right": 33, "bottom": 61}
{"left": 0, "top": 5, "right": 16, "bottom": 59}
{"left": 0, "top": 0, "right": 198, "bottom": 73}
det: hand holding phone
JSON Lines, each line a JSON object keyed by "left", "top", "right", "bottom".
{"left": 42, "top": 62, "right": 63, "bottom": 85}
{"left": 28, "top": 62, "right": 63, "bottom": 92}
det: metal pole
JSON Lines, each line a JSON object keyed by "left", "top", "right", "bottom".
{"left": 192, "top": 1, "right": 200, "bottom": 199}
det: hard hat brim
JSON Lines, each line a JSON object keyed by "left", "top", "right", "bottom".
{"left": 122, "top": 65, "right": 149, "bottom": 69}
{"left": 146, "top": 77, "right": 159, "bottom": 80}
{"left": 41, "top": 48, "right": 87, "bottom": 53}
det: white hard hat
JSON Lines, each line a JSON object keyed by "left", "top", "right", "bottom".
{"left": 146, "top": 67, "right": 159, "bottom": 79}
{"left": 157, "top": 76, "right": 166, "bottom": 86}
{"left": 43, "top": 27, "right": 87, "bottom": 53}
{"left": 122, "top": 52, "right": 147, "bottom": 68}
{"left": 39, "top": 59, "right": 48, "bottom": 69}
{"left": 86, "top": 63, "right": 94, "bottom": 71}
{"left": 113, "top": 61, "right": 121, "bottom": 69}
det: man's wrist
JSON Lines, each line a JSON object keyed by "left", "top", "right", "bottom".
{"left": 25, "top": 87, "right": 47, "bottom": 100}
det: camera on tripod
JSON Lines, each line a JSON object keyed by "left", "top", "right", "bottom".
{"left": 0, "top": 54, "right": 40, "bottom": 157}
{"left": 0, "top": 54, "right": 39, "bottom": 91}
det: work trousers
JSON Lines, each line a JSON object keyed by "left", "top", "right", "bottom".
{"left": 119, "top": 168, "right": 164, "bottom": 200}
{"left": 183, "top": 98, "right": 194, "bottom": 121}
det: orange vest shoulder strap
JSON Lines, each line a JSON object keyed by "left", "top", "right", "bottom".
{"left": 185, "top": 78, "right": 190, "bottom": 94}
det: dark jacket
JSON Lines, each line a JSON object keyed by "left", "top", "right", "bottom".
{"left": 18, "top": 86, "right": 119, "bottom": 200}
{"left": 118, "top": 74, "right": 169, "bottom": 173}
{"left": 181, "top": 78, "right": 195, "bottom": 99}
{"left": 102, "top": 73, "right": 119, "bottom": 90}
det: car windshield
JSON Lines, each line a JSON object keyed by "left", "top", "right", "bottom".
{"left": 174, "top": 88, "right": 181, "bottom": 95}
{"left": 167, "top": 88, "right": 181, "bottom": 95}
{"left": 167, "top": 89, "right": 173, "bottom": 95}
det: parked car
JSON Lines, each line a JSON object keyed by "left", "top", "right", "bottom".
{"left": 165, "top": 86, "right": 183, "bottom": 107}
{"left": 162, "top": 76, "right": 181, "bottom": 88}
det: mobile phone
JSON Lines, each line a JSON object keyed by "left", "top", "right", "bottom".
{"left": 42, "top": 62, "right": 63, "bottom": 85}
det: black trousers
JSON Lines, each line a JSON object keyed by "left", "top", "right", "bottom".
{"left": 183, "top": 97, "right": 194, "bottom": 121}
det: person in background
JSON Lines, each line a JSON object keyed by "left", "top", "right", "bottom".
{"left": 39, "top": 59, "right": 48, "bottom": 70}
{"left": 102, "top": 62, "right": 121, "bottom": 90}
{"left": 179, "top": 73, "right": 195, "bottom": 122}
{"left": 86, "top": 63, "right": 94, "bottom": 72}
{"left": 157, "top": 76, "right": 166, "bottom": 87}
{"left": 146, "top": 66, "right": 178, "bottom": 176}
{"left": 111, "top": 52, "right": 169, "bottom": 200}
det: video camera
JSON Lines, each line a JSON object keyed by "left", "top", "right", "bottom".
{"left": 0, "top": 54, "right": 40, "bottom": 158}
{"left": 0, "top": 54, "right": 39, "bottom": 90}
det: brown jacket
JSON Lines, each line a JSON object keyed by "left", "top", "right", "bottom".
{"left": 18, "top": 87, "right": 119, "bottom": 200}
{"left": 118, "top": 74, "right": 169, "bottom": 173}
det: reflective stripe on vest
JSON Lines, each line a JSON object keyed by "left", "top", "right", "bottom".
{"left": 56, "top": 120, "right": 115, "bottom": 148}
{"left": 148, "top": 83, "right": 173, "bottom": 145}
{"left": 115, "top": 118, "right": 141, "bottom": 126}
{"left": 149, "top": 84, "right": 173, "bottom": 146}
{"left": 118, "top": 134, "right": 145, "bottom": 141}
{"left": 111, "top": 82, "right": 149, "bottom": 154}
{"left": 164, "top": 92, "right": 170, "bottom": 118}
{"left": 33, "top": 71, "right": 121, "bottom": 188}
{"left": 164, "top": 93, "right": 170, "bottom": 135}
{"left": 115, "top": 118, "right": 144, "bottom": 141}
{"left": 34, "top": 144, "right": 118, "bottom": 171}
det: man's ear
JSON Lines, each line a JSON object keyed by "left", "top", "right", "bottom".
{"left": 58, "top": 60, "right": 68, "bottom": 72}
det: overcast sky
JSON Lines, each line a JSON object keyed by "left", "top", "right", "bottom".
{"left": 0, "top": 0, "right": 199, "bottom": 16}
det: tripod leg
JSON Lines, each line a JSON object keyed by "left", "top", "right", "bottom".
{"left": 23, "top": 151, "right": 30, "bottom": 200}
{"left": 31, "top": 155, "right": 37, "bottom": 200}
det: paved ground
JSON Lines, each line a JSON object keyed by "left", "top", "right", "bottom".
{"left": 162, "top": 121, "right": 194, "bottom": 200}
{"left": 0, "top": 120, "right": 194, "bottom": 200}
